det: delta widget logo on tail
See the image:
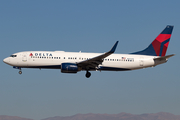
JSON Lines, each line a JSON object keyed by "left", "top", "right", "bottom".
{"left": 151, "top": 25, "right": 173, "bottom": 56}
{"left": 131, "top": 25, "right": 173, "bottom": 56}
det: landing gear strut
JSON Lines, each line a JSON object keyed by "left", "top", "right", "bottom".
{"left": 85, "top": 71, "right": 91, "bottom": 78}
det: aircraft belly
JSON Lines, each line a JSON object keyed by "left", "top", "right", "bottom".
{"left": 20, "top": 59, "right": 62, "bottom": 69}
{"left": 99, "top": 63, "right": 131, "bottom": 71}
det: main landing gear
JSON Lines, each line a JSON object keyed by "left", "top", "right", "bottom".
{"left": 18, "top": 68, "right": 22, "bottom": 75}
{"left": 19, "top": 70, "right": 22, "bottom": 74}
{"left": 85, "top": 71, "right": 91, "bottom": 78}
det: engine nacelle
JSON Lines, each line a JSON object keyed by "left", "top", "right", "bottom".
{"left": 61, "top": 63, "right": 78, "bottom": 73}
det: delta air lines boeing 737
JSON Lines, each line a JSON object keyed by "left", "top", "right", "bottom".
{"left": 3, "top": 25, "right": 174, "bottom": 78}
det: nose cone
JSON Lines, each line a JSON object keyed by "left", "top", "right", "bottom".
{"left": 3, "top": 58, "right": 9, "bottom": 64}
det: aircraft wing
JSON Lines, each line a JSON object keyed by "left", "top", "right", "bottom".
{"left": 77, "top": 41, "right": 119, "bottom": 70}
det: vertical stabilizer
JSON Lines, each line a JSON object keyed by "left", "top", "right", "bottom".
{"left": 131, "top": 25, "right": 173, "bottom": 56}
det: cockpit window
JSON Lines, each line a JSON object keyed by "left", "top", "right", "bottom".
{"left": 10, "top": 55, "right": 17, "bottom": 57}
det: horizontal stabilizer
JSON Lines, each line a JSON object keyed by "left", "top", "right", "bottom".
{"left": 153, "top": 54, "right": 175, "bottom": 61}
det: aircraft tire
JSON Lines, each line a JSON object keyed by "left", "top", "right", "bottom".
{"left": 86, "top": 71, "right": 91, "bottom": 78}
{"left": 19, "top": 71, "right": 22, "bottom": 74}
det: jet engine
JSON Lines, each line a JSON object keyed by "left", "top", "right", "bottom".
{"left": 61, "top": 63, "right": 79, "bottom": 73}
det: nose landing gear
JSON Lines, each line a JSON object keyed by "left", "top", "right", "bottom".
{"left": 13, "top": 66, "right": 22, "bottom": 75}
{"left": 85, "top": 71, "right": 91, "bottom": 78}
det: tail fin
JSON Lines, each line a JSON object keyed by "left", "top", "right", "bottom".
{"left": 131, "top": 25, "right": 174, "bottom": 56}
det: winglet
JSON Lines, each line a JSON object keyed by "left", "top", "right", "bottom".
{"left": 109, "top": 41, "right": 119, "bottom": 53}
{"left": 77, "top": 41, "right": 119, "bottom": 69}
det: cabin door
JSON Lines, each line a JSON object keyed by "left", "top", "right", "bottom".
{"left": 22, "top": 54, "right": 27, "bottom": 62}
{"left": 139, "top": 57, "right": 144, "bottom": 67}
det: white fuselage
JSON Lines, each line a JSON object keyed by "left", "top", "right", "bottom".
{"left": 3, "top": 26, "right": 174, "bottom": 78}
{"left": 3, "top": 51, "right": 164, "bottom": 71}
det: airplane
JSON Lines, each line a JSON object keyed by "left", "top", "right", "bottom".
{"left": 3, "top": 25, "right": 174, "bottom": 78}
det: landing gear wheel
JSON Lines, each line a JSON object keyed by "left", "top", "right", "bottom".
{"left": 86, "top": 71, "right": 91, "bottom": 78}
{"left": 19, "top": 71, "right": 22, "bottom": 74}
